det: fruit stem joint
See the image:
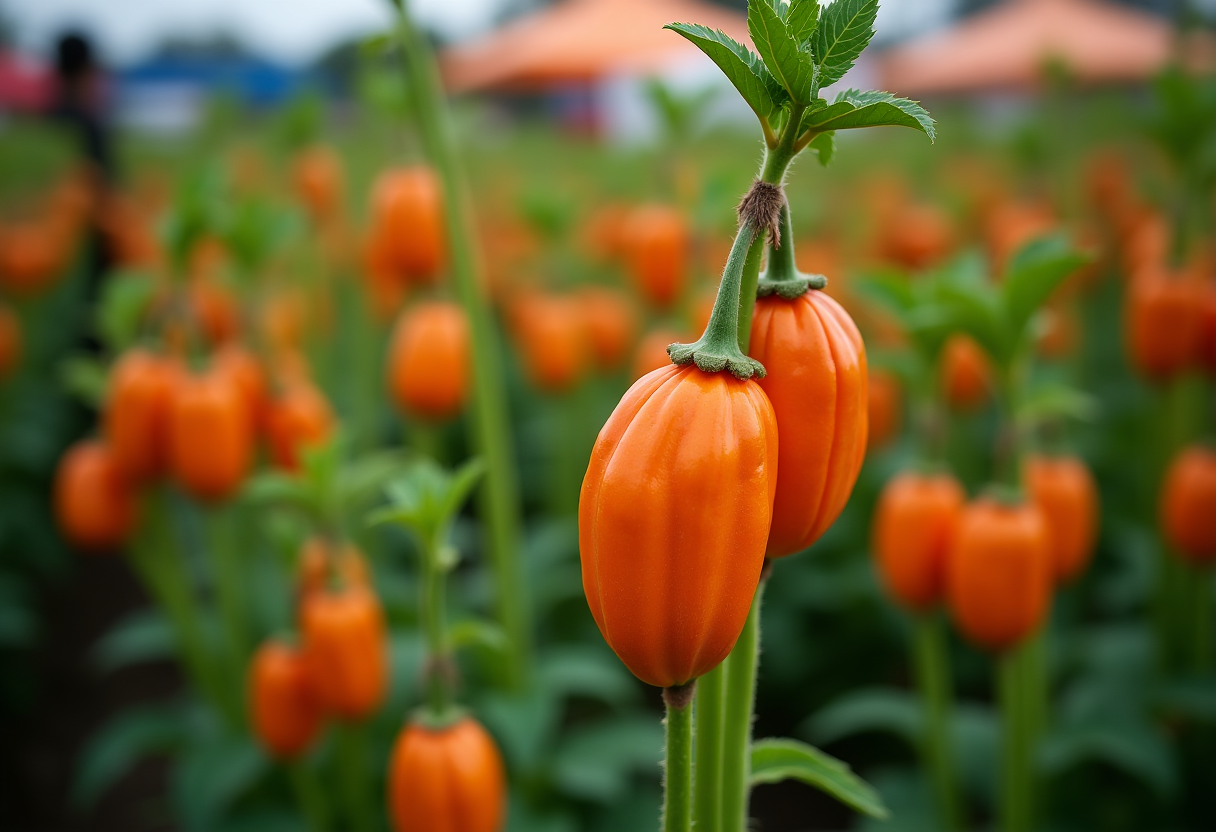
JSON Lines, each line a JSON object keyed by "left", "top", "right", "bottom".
{"left": 668, "top": 183, "right": 788, "bottom": 381}
{"left": 757, "top": 202, "right": 828, "bottom": 300}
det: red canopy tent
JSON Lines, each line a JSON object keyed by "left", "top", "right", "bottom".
{"left": 877, "top": 0, "right": 1185, "bottom": 96}
{"left": 440, "top": 0, "right": 751, "bottom": 94}
{"left": 0, "top": 51, "right": 52, "bottom": 113}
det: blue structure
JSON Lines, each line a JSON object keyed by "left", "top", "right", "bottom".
{"left": 115, "top": 55, "right": 315, "bottom": 107}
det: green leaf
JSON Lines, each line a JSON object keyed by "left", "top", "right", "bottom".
{"left": 92, "top": 610, "right": 174, "bottom": 673}
{"left": 813, "top": 0, "right": 879, "bottom": 86}
{"left": 73, "top": 704, "right": 185, "bottom": 806}
{"left": 336, "top": 449, "right": 410, "bottom": 510}
{"left": 449, "top": 618, "right": 510, "bottom": 659}
{"left": 439, "top": 457, "right": 487, "bottom": 525}
{"left": 537, "top": 646, "right": 640, "bottom": 706}
{"left": 59, "top": 355, "right": 108, "bottom": 408}
{"left": 664, "top": 23, "right": 785, "bottom": 121}
{"left": 0, "top": 603, "right": 36, "bottom": 647}
{"left": 935, "top": 282, "right": 1010, "bottom": 366}
{"left": 807, "top": 130, "right": 836, "bottom": 166}
{"left": 806, "top": 688, "right": 920, "bottom": 746}
{"left": 1039, "top": 719, "right": 1178, "bottom": 799}
{"left": 360, "top": 31, "right": 394, "bottom": 57}
{"left": 1001, "top": 234, "right": 1088, "bottom": 341}
{"left": 750, "top": 738, "right": 889, "bottom": 819}
{"left": 748, "top": 0, "right": 818, "bottom": 103}
{"left": 552, "top": 716, "right": 663, "bottom": 801}
{"left": 787, "top": 0, "right": 822, "bottom": 44}
{"left": 803, "top": 89, "right": 935, "bottom": 140}
{"left": 97, "top": 271, "right": 156, "bottom": 352}
{"left": 1015, "top": 383, "right": 1099, "bottom": 429}
{"left": 170, "top": 731, "right": 268, "bottom": 832}
{"left": 478, "top": 689, "right": 564, "bottom": 772}
{"left": 1155, "top": 676, "right": 1216, "bottom": 722}
{"left": 852, "top": 272, "right": 917, "bottom": 317}
{"left": 240, "top": 472, "right": 317, "bottom": 517}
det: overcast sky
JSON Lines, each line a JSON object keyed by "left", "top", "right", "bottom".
{"left": 1, "top": 0, "right": 956, "bottom": 67}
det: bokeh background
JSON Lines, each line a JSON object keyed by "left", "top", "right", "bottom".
{"left": 0, "top": 1, "right": 1213, "bottom": 831}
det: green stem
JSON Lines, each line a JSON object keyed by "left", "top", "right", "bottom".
{"left": 734, "top": 108, "right": 804, "bottom": 350}
{"left": 671, "top": 218, "right": 766, "bottom": 379}
{"left": 996, "top": 361, "right": 1028, "bottom": 492}
{"left": 999, "top": 644, "right": 1032, "bottom": 832}
{"left": 735, "top": 229, "right": 767, "bottom": 355}
{"left": 694, "top": 663, "right": 726, "bottom": 832}
{"left": 1193, "top": 567, "right": 1213, "bottom": 674}
{"left": 1021, "top": 629, "right": 1048, "bottom": 756}
{"left": 391, "top": 0, "right": 531, "bottom": 689}
{"left": 1156, "top": 554, "right": 1186, "bottom": 674}
{"left": 421, "top": 539, "right": 454, "bottom": 719}
{"left": 721, "top": 575, "right": 767, "bottom": 832}
{"left": 206, "top": 503, "right": 249, "bottom": 696}
{"left": 408, "top": 418, "right": 444, "bottom": 465}
{"left": 1154, "top": 376, "right": 1205, "bottom": 672}
{"left": 766, "top": 203, "right": 798, "bottom": 283}
{"left": 336, "top": 722, "right": 375, "bottom": 832}
{"left": 913, "top": 614, "right": 961, "bottom": 831}
{"left": 128, "top": 490, "right": 233, "bottom": 722}
{"left": 663, "top": 684, "right": 695, "bottom": 832}
{"left": 289, "top": 760, "right": 330, "bottom": 832}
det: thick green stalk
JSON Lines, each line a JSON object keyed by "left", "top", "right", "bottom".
{"left": 663, "top": 685, "right": 695, "bottom": 832}
{"left": 1154, "top": 376, "right": 1206, "bottom": 672}
{"left": 913, "top": 614, "right": 962, "bottom": 831}
{"left": 289, "top": 760, "right": 330, "bottom": 832}
{"left": 391, "top": 0, "right": 531, "bottom": 688}
{"left": 206, "top": 503, "right": 249, "bottom": 697}
{"left": 694, "top": 663, "right": 726, "bottom": 832}
{"left": 999, "top": 644, "right": 1031, "bottom": 832}
{"left": 422, "top": 539, "right": 454, "bottom": 719}
{"left": 721, "top": 577, "right": 766, "bottom": 832}
{"left": 1021, "top": 629, "right": 1048, "bottom": 753}
{"left": 336, "top": 722, "right": 375, "bottom": 832}
{"left": 735, "top": 232, "right": 767, "bottom": 355}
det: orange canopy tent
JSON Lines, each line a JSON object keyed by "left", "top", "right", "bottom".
{"left": 877, "top": 0, "right": 1181, "bottom": 96}
{"left": 440, "top": 0, "right": 750, "bottom": 94}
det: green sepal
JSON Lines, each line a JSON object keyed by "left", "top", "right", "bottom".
{"left": 756, "top": 273, "right": 828, "bottom": 299}
{"left": 408, "top": 703, "right": 470, "bottom": 732}
{"left": 667, "top": 340, "right": 765, "bottom": 380}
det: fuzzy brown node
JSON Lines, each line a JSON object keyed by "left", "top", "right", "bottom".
{"left": 663, "top": 680, "right": 697, "bottom": 710}
{"left": 737, "top": 180, "right": 787, "bottom": 245}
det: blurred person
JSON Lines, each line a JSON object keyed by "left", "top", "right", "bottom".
{"left": 49, "top": 30, "right": 117, "bottom": 325}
